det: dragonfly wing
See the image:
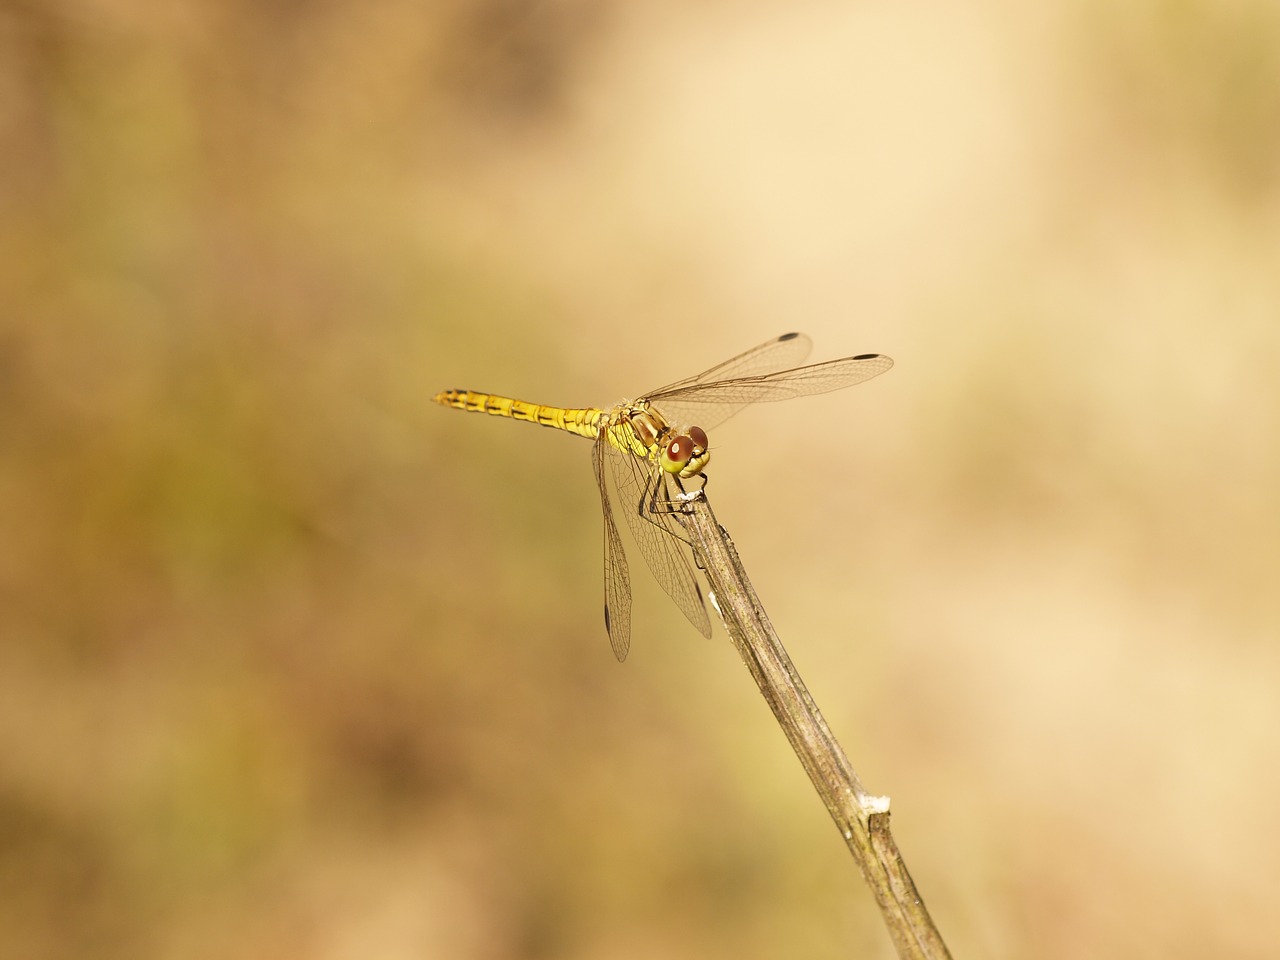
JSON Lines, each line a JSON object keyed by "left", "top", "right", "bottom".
{"left": 604, "top": 442, "right": 712, "bottom": 641}
{"left": 646, "top": 332, "right": 814, "bottom": 396}
{"left": 648, "top": 352, "right": 893, "bottom": 429}
{"left": 593, "top": 435, "right": 632, "bottom": 661}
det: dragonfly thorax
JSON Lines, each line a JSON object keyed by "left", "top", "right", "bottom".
{"left": 611, "top": 403, "right": 711, "bottom": 480}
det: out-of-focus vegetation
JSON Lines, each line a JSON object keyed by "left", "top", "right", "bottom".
{"left": 2, "top": 1, "right": 1279, "bottom": 958}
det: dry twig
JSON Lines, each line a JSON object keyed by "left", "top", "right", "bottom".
{"left": 676, "top": 488, "right": 952, "bottom": 960}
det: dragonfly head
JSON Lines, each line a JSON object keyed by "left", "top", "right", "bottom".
{"left": 661, "top": 425, "right": 710, "bottom": 479}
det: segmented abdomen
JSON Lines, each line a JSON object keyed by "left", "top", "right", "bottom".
{"left": 433, "top": 389, "right": 603, "bottom": 440}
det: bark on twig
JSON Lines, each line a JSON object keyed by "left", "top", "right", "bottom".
{"left": 676, "top": 488, "right": 952, "bottom": 960}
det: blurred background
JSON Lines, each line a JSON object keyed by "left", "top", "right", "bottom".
{"left": 3, "top": 0, "right": 1279, "bottom": 957}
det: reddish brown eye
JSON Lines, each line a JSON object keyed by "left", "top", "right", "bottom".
{"left": 688, "top": 425, "right": 708, "bottom": 451}
{"left": 667, "top": 435, "right": 693, "bottom": 464}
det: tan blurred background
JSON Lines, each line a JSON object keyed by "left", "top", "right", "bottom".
{"left": 3, "top": 0, "right": 1279, "bottom": 957}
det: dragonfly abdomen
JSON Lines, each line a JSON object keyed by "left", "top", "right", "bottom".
{"left": 433, "top": 389, "right": 603, "bottom": 440}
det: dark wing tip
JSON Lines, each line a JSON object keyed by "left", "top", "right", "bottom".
{"left": 852, "top": 353, "right": 880, "bottom": 360}
{"left": 779, "top": 332, "right": 802, "bottom": 342}
{"left": 605, "top": 606, "right": 629, "bottom": 662}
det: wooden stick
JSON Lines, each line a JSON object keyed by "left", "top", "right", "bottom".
{"left": 676, "top": 488, "right": 952, "bottom": 960}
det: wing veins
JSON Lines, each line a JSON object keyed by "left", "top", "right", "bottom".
{"left": 604, "top": 443, "right": 711, "bottom": 640}
{"left": 650, "top": 358, "right": 890, "bottom": 409}
{"left": 593, "top": 436, "right": 632, "bottom": 661}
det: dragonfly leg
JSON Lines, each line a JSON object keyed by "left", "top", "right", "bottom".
{"left": 637, "top": 469, "right": 694, "bottom": 545}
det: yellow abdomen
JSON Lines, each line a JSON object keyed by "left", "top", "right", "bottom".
{"left": 433, "top": 389, "right": 603, "bottom": 441}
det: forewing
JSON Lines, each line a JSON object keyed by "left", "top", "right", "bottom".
{"left": 592, "top": 435, "right": 632, "bottom": 661}
{"left": 645, "top": 332, "right": 814, "bottom": 397}
{"left": 604, "top": 443, "right": 712, "bottom": 641}
{"left": 648, "top": 352, "right": 893, "bottom": 429}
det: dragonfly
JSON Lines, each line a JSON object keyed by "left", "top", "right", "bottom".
{"left": 434, "top": 332, "right": 892, "bottom": 661}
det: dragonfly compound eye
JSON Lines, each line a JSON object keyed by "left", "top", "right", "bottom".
{"left": 688, "top": 425, "right": 708, "bottom": 452}
{"left": 662, "top": 434, "right": 695, "bottom": 473}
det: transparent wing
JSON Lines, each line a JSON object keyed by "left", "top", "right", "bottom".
{"left": 604, "top": 442, "right": 712, "bottom": 642}
{"left": 646, "top": 332, "right": 814, "bottom": 396}
{"left": 648, "top": 350, "right": 894, "bottom": 431}
{"left": 592, "top": 435, "right": 632, "bottom": 661}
